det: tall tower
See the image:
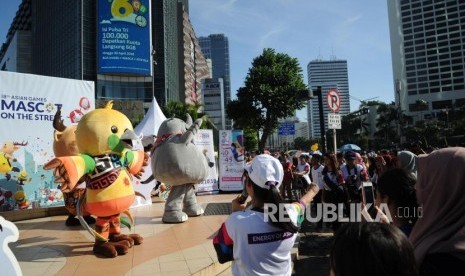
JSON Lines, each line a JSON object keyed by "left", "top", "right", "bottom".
{"left": 387, "top": 0, "right": 465, "bottom": 121}
{"left": 198, "top": 34, "right": 232, "bottom": 129}
{"left": 307, "top": 59, "right": 350, "bottom": 138}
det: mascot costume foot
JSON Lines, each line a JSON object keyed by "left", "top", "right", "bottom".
{"left": 45, "top": 101, "right": 149, "bottom": 258}
{"left": 148, "top": 115, "right": 210, "bottom": 223}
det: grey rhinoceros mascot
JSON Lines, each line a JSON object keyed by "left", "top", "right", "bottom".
{"left": 149, "top": 114, "right": 210, "bottom": 223}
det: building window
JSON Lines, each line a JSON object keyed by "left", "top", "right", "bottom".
{"left": 431, "top": 100, "right": 452, "bottom": 109}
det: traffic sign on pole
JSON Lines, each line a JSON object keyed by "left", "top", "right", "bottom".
{"left": 326, "top": 88, "right": 341, "bottom": 112}
{"left": 278, "top": 122, "right": 295, "bottom": 135}
{"left": 328, "top": 113, "right": 341, "bottom": 129}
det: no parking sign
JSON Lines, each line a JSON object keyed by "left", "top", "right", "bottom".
{"left": 326, "top": 88, "right": 341, "bottom": 112}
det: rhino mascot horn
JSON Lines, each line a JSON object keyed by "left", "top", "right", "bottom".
{"left": 150, "top": 114, "right": 209, "bottom": 223}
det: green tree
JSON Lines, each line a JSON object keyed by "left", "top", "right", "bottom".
{"left": 226, "top": 48, "right": 309, "bottom": 151}
{"left": 375, "top": 102, "right": 399, "bottom": 147}
{"left": 162, "top": 100, "right": 219, "bottom": 150}
{"left": 243, "top": 128, "right": 259, "bottom": 152}
{"left": 338, "top": 113, "right": 359, "bottom": 145}
{"left": 293, "top": 137, "right": 309, "bottom": 151}
{"left": 162, "top": 100, "right": 216, "bottom": 130}
{"left": 162, "top": 101, "right": 188, "bottom": 119}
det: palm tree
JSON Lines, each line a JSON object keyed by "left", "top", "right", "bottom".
{"left": 375, "top": 103, "right": 398, "bottom": 144}
{"left": 162, "top": 101, "right": 219, "bottom": 150}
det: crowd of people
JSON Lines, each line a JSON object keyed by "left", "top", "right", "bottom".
{"left": 213, "top": 145, "right": 465, "bottom": 276}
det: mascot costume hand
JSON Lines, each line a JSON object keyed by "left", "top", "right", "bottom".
{"left": 149, "top": 114, "right": 210, "bottom": 223}
{"left": 44, "top": 101, "right": 149, "bottom": 258}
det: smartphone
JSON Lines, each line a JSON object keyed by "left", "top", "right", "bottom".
{"left": 362, "top": 181, "right": 375, "bottom": 205}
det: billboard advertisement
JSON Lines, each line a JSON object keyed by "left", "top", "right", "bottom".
{"left": 0, "top": 72, "right": 95, "bottom": 211}
{"left": 97, "top": 0, "right": 152, "bottom": 75}
{"left": 219, "top": 130, "right": 244, "bottom": 191}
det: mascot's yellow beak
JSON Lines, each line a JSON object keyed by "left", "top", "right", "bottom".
{"left": 120, "top": 129, "right": 139, "bottom": 149}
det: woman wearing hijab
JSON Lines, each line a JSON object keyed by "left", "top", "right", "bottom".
{"left": 409, "top": 147, "right": 465, "bottom": 276}
{"left": 397, "top": 150, "right": 417, "bottom": 179}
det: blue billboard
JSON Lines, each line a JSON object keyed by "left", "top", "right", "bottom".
{"left": 97, "top": 0, "right": 151, "bottom": 75}
{"left": 278, "top": 122, "right": 295, "bottom": 135}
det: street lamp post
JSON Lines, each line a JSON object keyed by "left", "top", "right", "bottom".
{"left": 151, "top": 49, "right": 156, "bottom": 100}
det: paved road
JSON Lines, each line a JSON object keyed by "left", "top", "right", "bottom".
{"left": 293, "top": 216, "right": 335, "bottom": 276}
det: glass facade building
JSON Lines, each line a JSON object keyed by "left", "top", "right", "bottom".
{"left": 1, "top": 0, "right": 204, "bottom": 112}
{"left": 387, "top": 0, "right": 465, "bottom": 120}
{"left": 199, "top": 34, "right": 232, "bottom": 129}
{"left": 307, "top": 60, "right": 350, "bottom": 138}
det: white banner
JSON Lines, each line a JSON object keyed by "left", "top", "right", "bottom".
{"left": 130, "top": 139, "right": 155, "bottom": 208}
{"left": 194, "top": 129, "right": 219, "bottom": 194}
{"left": 219, "top": 130, "right": 244, "bottom": 191}
{"left": 0, "top": 72, "right": 95, "bottom": 211}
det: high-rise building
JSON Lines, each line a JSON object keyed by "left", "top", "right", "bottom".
{"left": 0, "top": 0, "right": 207, "bottom": 115}
{"left": 0, "top": 0, "right": 31, "bottom": 73}
{"left": 198, "top": 34, "right": 232, "bottom": 129}
{"left": 387, "top": 0, "right": 465, "bottom": 121}
{"left": 307, "top": 59, "right": 350, "bottom": 139}
{"left": 178, "top": 4, "right": 209, "bottom": 106}
{"left": 202, "top": 78, "right": 225, "bottom": 130}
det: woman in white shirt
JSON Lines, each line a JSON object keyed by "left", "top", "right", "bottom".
{"left": 213, "top": 154, "right": 319, "bottom": 276}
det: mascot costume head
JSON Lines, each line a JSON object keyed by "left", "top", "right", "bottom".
{"left": 45, "top": 101, "right": 148, "bottom": 258}
{"left": 149, "top": 114, "right": 210, "bottom": 223}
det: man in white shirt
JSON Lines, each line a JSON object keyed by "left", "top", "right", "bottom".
{"left": 340, "top": 151, "right": 368, "bottom": 203}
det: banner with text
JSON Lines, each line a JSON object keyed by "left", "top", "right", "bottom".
{"left": 97, "top": 0, "right": 152, "bottom": 75}
{"left": 0, "top": 71, "right": 95, "bottom": 211}
{"left": 219, "top": 130, "right": 244, "bottom": 191}
{"left": 194, "top": 129, "right": 219, "bottom": 194}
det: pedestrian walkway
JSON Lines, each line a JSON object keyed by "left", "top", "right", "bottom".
{"left": 3, "top": 193, "right": 331, "bottom": 276}
{"left": 292, "top": 219, "right": 334, "bottom": 276}
{"left": 5, "top": 194, "right": 238, "bottom": 276}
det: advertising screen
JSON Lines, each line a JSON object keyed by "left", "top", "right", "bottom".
{"left": 97, "top": 0, "right": 152, "bottom": 75}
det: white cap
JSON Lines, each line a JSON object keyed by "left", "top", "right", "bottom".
{"left": 245, "top": 154, "right": 283, "bottom": 190}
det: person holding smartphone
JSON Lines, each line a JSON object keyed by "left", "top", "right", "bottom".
{"left": 213, "top": 154, "right": 319, "bottom": 276}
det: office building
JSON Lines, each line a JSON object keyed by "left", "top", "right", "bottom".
{"left": 0, "top": 0, "right": 31, "bottom": 73}
{"left": 0, "top": 0, "right": 207, "bottom": 117}
{"left": 387, "top": 0, "right": 465, "bottom": 121}
{"left": 178, "top": 5, "right": 209, "bottom": 106}
{"left": 307, "top": 59, "right": 350, "bottom": 138}
{"left": 198, "top": 34, "right": 232, "bottom": 129}
{"left": 202, "top": 78, "right": 225, "bottom": 130}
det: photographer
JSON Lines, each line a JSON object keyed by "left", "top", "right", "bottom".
{"left": 340, "top": 151, "right": 368, "bottom": 203}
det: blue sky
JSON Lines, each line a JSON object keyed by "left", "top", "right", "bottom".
{"left": 1, "top": 0, "right": 394, "bottom": 121}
